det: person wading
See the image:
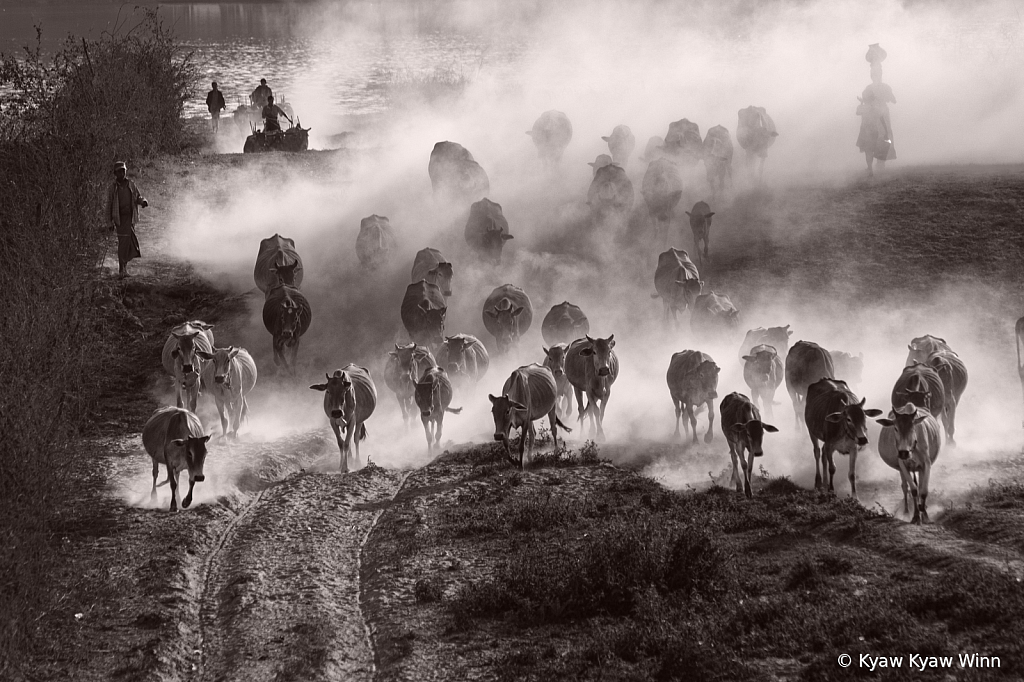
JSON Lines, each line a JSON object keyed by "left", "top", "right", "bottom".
{"left": 206, "top": 81, "right": 226, "bottom": 132}
{"left": 262, "top": 95, "right": 293, "bottom": 133}
{"left": 106, "top": 161, "right": 148, "bottom": 278}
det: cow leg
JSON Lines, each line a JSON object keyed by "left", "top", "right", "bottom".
{"left": 823, "top": 445, "right": 837, "bottom": 493}
{"left": 421, "top": 415, "right": 432, "bottom": 452}
{"left": 183, "top": 479, "right": 197, "bottom": 509}
{"left": 900, "top": 474, "right": 910, "bottom": 515}
{"left": 686, "top": 403, "right": 698, "bottom": 445}
{"left": 597, "top": 395, "right": 609, "bottom": 441}
{"left": 353, "top": 422, "right": 362, "bottom": 468}
{"left": 519, "top": 422, "right": 530, "bottom": 469}
{"left": 704, "top": 399, "right": 714, "bottom": 443}
{"left": 435, "top": 413, "right": 444, "bottom": 447}
{"left": 231, "top": 397, "right": 244, "bottom": 439}
{"left": 397, "top": 394, "right": 408, "bottom": 425}
{"left": 789, "top": 389, "right": 801, "bottom": 428}
{"left": 216, "top": 398, "right": 228, "bottom": 438}
{"left": 703, "top": 230, "right": 710, "bottom": 265}
{"left": 151, "top": 459, "right": 159, "bottom": 500}
{"left": 847, "top": 448, "right": 859, "bottom": 500}
{"left": 549, "top": 408, "right": 560, "bottom": 450}
{"left": 810, "top": 436, "right": 823, "bottom": 489}
{"left": 343, "top": 420, "right": 356, "bottom": 470}
{"left": 945, "top": 399, "right": 957, "bottom": 447}
{"left": 672, "top": 396, "right": 682, "bottom": 438}
{"left": 763, "top": 387, "right": 775, "bottom": 421}
{"left": 166, "top": 464, "right": 179, "bottom": 512}
{"left": 175, "top": 385, "right": 184, "bottom": 409}
{"left": 727, "top": 440, "right": 742, "bottom": 493}
{"left": 288, "top": 339, "right": 300, "bottom": 375}
{"left": 573, "top": 386, "right": 586, "bottom": 430}
{"left": 742, "top": 444, "right": 754, "bottom": 498}
{"left": 330, "top": 420, "right": 348, "bottom": 473}
{"left": 918, "top": 463, "right": 931, "bottom": 524}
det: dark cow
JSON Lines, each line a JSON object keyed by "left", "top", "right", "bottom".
{"left": 587, "top": 163, "right": 634, "bottom": 220}
{"left": 891, "top": 362, "right": 945, "bottom": 419}
{"left": 436, "top": 334, "right": 489, "bottom": 384}
{"left": 652, "top": 248, "right": 702, "bottom": 325}
{"left": 785, "top": 340, "right": 835, "bottom": 427}
{"left": 527, "top": 110, "right": 573, "bottom": 165}
{"left": 464, "top": 198, "right": 514, "bottom": 264}
{"left": 411, "top": 248, "right": 454, "bottom": 298}
{"left": 543, "top": 343, "right": 574, "bottom": 419}
{"left": 414, "top": 367, "right": 461, "bottom": 453}
{"left": 666, "top": 350, "right": 720, "bottom": 444}
{"left": 161, "top": 321, "right": 215, "bottom": 413}
{"left": 685, "top": 201, "right": 715, "bottom": 267}
{"left": 356, "top": 215, "right": 397, "bottom": 269}
{"left": 877, "top": 403, "right": 942, "bottom": 524}
{"left": 401, "top": 281, "right": 447, "bottom": 350}
{"left": 662, "top": 119, "right": 703, "bottom": 167}
{"left": 588, "top": 154, "right": 614, "bottom": 176}
{"left": 428, "top": 141, "right": 489, "bottom": 203}
{"left": 142, "top": 406, "right": 211, "bottom": 512}
{"left": 1017, "top": 316, "right": 1024, "bottom": 427}
{"left": 738, "top": 325, "right": 792, "bottom": 365}
{"left": 603, "top": 124, "right": 636, "bottom": 167}
{"left": 736, "top": 106, "right": 778, "bottom": 183}
{"left": 830, "top": 351, "right": 864, "bottom": 386}
{"left": 742, "top": 344, "right": 783, "bottom": 421}
{"left": 721, "top": 392, "right": 778, "bottom": 498}
{"left": 565, "top": 335, "right": 619, "bottom": 440}
{"left": 541, "top": 301, "right": 590, "bottom": 346}
{"left": 490, "top": 364, "right": 570, "bottom": 469}
{"left": 483, "top": 284, "right": 534, "bottom": 355}
{"left": 702, "top": 125, "right": 734, "bottom": 198}
{"left": 691, "top": 292, "right": 740, "bottom": 342}
{"left": 639, "top": 135, "right": 665, "bottom": 163}
{"left": 805, "top": 378, "right": 882, "bottom": 498}
{"left": 197, "top": 346, "right": 257, "bottom": 439}
{"left": 309, "top": 365, "right": 377, "bottom": 472}
{"left": 926, "top": 350, "right": 968, "bottom": 445}
{"left": 254, "top": 234, "right": 303, "bottom": 294}
{"left": 383, "top": 342, "right": 437, "bottom": 425}
{"left": 262, "top": 285, "right": 311, "bottom": 372}
{"left": 641, "top": 158, "right": 684, "bottom": 244}
{"left": 906, "top": 334, "right": 954, "bottom": 366}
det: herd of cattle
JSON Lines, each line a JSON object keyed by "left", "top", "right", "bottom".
{"left": 139, "top": 107, "right": 1005, "bottom": 528}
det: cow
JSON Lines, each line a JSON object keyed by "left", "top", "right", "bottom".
{"left": 891, "top": 362, "right": 945, "bottom": 419}
{"left": 161, "top": 321, "right": 215, "bottom": 413}
{"left": 566, "top": 335, "right": 619, "bottom": 440}
{"left": 410, "top": 248, "right": 454, "bottom": 298}
{"left": 436, "top": 334, "right": 489, "bottom": 384}
{"left": 383, "top": 342, "right": 437, "bottom": 425}
{"left": 254, "top": 234, "right": 303, "bottom": 294}
{"left": 785, "top": 340, "right": 835, "bottom": 427}
{"left": 691, "top": 292, "right": 740, "bottom": 343}
{"left": 906, "top": 334, "right": 954, "bottom": 367}
{"left": 490, "top": 364, "right": 570, "bottom": 469}
{"left": 355, "top": 215, "right": 397, "bottom": 269}
{"left": 738, "top": 325, "right": 792, "bottom": 365}
{"left": 641, "top": 158, "right": 684, "bottom": 245}
{"left": 414, "top": 367, "right": 462, "bottom": 452}
{"left": 428, "top": 141, "right": 489, "bottom": 204}
{"left": 401, "top": 281, "right": 447, "bottom": 351}
{"left": 603, "top": 124, "right": 636, "bottom": 167}
{"left": 197, "top": 346, "right": 257, "bottom": 439}
{"left": 651, "top": 248, "right": 702, "bottom": 325}
{"left": 482, "top": 284, "right": 534, "bottom": 355}
{"left": 142, "top": 406, "right": 211, "bottom": 512}
{"left": 804, "top": 378, "right": 882, "bottom": 498}
{"left": 586, "top": 163, "right": 634, "bottom": 221}
{"left": 309, "top": 365, "right": 377, "bottom": 473}
{"left": 464, "top": 198, "right": 514, "bottom": 264}
{"left": 830, "top": 351, "right": 864, "bottom": 387}
{"left": 588, "top": 154, "right": 614, "bottom": 176}
{"left": 1017, "top": 316, "right": 1024, "bottom": 428}
{"left": 742, "top": 344, "right": 783, "bottom": 421}
{"left": 543, "top": 343, "right": 574, "bottom": 418}
{"left": 541, "top": 301, "right": 590, "bottom": 346}
{"left": 926, "top": 350, "right": 968, "bottom": 445}
{"left": 684, "top": 201, "right": 715, "bottom": 267}
{"left": 639, "top": 136, "right": 665, "bottom": 164}
{"left": 527, "top": 110, "right": 573, "bottom": 165}
{"left": 662, "top": 119, "right": 704, "bottom": 167}
{"left": 720, "top": 392, "right": 778, "bottom": 498}
{"left": 262, "top": 285, "right": 311, "bottom": 372}
{"left": 702, "top": 125, "right": 734, "bottom": 198}
{"left": 736, "top": 106, "right": 778, "bottom": 183}
{"left": 877, "top": 403, "right": 942, "bottom": 524}
{"left": 666, "top": 350, "right": 720, "bottom": 444}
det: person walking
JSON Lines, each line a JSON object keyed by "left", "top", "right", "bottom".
{"left": 106, "top": 162, "right": 148, "bottom": 278}
{"left": 206, "top": 82, "right": 226, "bottom": 132}
{"left": 857, "top": 44, "right": 897, "bottom": 177}
{"left": 251, "top": 78, "right": 273, "bottom": 109}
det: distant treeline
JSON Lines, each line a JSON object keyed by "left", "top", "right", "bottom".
{"left": 0, "top": 10, "right": 196, "bottom": 676}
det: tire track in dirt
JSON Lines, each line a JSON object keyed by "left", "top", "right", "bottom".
{"left": 195, "top": 465, "right": 404, "bottom": 682}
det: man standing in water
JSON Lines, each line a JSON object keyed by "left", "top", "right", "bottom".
{"left": 251, "top": 78, "right": 273, "bottom": 109}
{"left": 206, "top": 81, "right": 226, "bottom": 133}
{"left": 857, "top": 44, "right": 897, "bottom": 177}
{"left": 106, "top": 162, "right": 148, "bottom": 278}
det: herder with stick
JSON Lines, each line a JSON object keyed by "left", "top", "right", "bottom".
{"left": 106, "top": 161, "right": 148, "bottom": 278}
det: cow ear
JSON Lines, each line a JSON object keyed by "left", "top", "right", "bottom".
{"left": 543, "top": 346, "right": 550, "bottom": 355}
{"left": 195, "top": 350, "right": 213, "bottom": 361}
{"left": 608, "top": 334, "right": 615, "bottom": 345}
{"left": 488, "top": 394, "right": 498, "bottom": 404}
{"left": 762, "top": 423, "right": 779, "bottom": 433}
{"left": 310, "top": 383, "right": 328, "bottom": 391}
{"left": 512, "top": 306, "right": 524, "bottom": 317}
{"left": 907, "top": 344, "right": 914, "bottom": 351}
{"left": 685, "top": 211, "right": 691, "bottom": 217}
{"left": 228, "top": 348, "right": 240, "bottom": 359}
{"left": 585, "top": 334, "right": 594, "bottom": 343}
{"left": 502, "top": 234, "right": 514, "bottom": 240}
{"left": 858, "top": 397, "right": 866, "bottom": 407}
{"left": 741, "top": 355, "right": 754, "bottom": 362}
{"left": 707, "top": 212, "right": 716, "bottom": 218}
{"left": 876, "top": 418, "right": 895, "bottom": 427}
{"left": 913, "top": 414, "right": 928, "bottom": 424}
{"left": 863, "top": 408, "right": 884, "bottom": 417}
{"left": 200, "top": 435, "right": 212, "bottom": 443}
{"left": 825, "top": 412, "right": 844, "bottom": 423}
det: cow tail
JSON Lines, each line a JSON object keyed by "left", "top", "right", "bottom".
{"left": 241, "top": 396, "right": 250, "bottom": 424}
{"left": 359, "top": 423, "right": 367, "bottom": 442}
{"left": 446, "top": 406, "right": 463, "bottom": 414}
{"left": 555, "top": 416, "right": 573, "bottom": 433}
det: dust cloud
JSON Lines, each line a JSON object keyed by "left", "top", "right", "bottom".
{"left": 153, "top": 0, "right": 1023, "bottom": 513}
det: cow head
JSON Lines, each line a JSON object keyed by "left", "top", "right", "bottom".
{"left": 310, "top": 371, "right": 354, "bottom": 423}
{"left": 277, "top": 296, "right": 305, "bottom": 340}
{"left": 729, "top": 418, "right": 779, "bottom": 458}
{"left": 581, "top": 334, "right": 616, "bottom": 377}
{"left": 417, "top": 301, "right": 447, "bottom": 347}
{"left": 825, "top": 397, "right": 883, "bottom": 451}
{"left": 741, "top": 346, "right": 778, "bottom": 388}
{"left": 489, "top": 393, "right": 526, "bottom": 445}
{"left": 486, "top": 300, "right": 525, "bottom": 354}
{"left": 688, "top": 359, "right": 721, "bottom": 403}
{"left": 415, "top": 369, "right": 441, "bottom": 417}
{"left": 443, "top": 336, "right": 469, "bottom": 375}
{"left": 685, "top": 210, "right": 715, "bottom": 230}
{"left": 196, "top": 346, "right": 240, "bottom": 387}
{"left": 543, "top": 344, "right": 568, "bottom": 378}
{"left": 171, "top": 330, "right": 204, "bottom": 383}
{"left": 269, "top": 261, "right": 299, "bottom": 287}
{"left": 876, "top": 403, "right": 929, "bottom": 461}
{"left": 675, "top": 278, "right": 704, "bottom": 308}
{"left": 588, "top": 154, "right": 613, "bottom": 176}
{"left": 906, "top": 335, "right": 949, "bottom": 366}
{"left": 169, "top": 433, "right": 211, "bottom": 485}
{"left": 426, "top": 262, "right": 454, "bottom": 297}
{"left": 483, "top": 222, "right": 513, "bottom": 263}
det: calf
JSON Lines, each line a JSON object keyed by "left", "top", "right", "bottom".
{"left": 414, "top": 367, "right": 462, "bottom": 452}
{"left": 198, "top": 346, "right": 257, "bottom": 439}
{"left": 742, "top": 344, "right": 783, "bottom": 420}
{"left": 805, "top": 378, "right": 882, "bottom": 498}
{"left": 684, "top": 201, "right": 715, "bottom": 267}
{"left": 490, "top": 364, "right": 570, "bottom": 469}
{"left": 263, "top": 285, "right": 312, "bottom": 373}
{"left": 383, "top": 343, "right": 436, "bottom": 425}
{"left": 162, "top": 321, "right": 214, "bottom": 413}
{"left": 142, "top": 406, "right": 211, "bottom": 512}
{"left": 437, "top": 334, "right": 489, "bottom": 384}
{"left": 720, "top": 392, "right": 778, "bottom": 498}
{"left": 565, "top": 335, "right": 619, "bottom": 440}
{"left": 877, "top": 403, "right": 942, "bottom": 524}
{"left": 543, "top": 344, "right": 574, "bottom": 418}
{"left": 310, "top": 365, "right": 377, "bottom": 472}
{"left": 785, "top": 340, "right": 835, "bottom": 428}
{"left": 666, "top": 350, "right": 720, "bottom": 444}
